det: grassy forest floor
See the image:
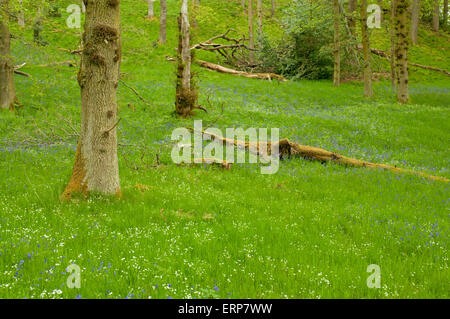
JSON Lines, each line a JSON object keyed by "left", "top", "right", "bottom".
{"left": 0, "top": 0, "right": 449, "bottom": 298}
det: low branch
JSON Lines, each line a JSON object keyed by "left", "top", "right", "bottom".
{"left": 119, "top": 80, "right": 152, "bottom": 108}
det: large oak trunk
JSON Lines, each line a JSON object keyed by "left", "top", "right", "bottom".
{"left": 62, "top": 0, "right": 121, "bottom": 198}
{"left": 0, "top": 0, "right": 16, "bottom": 110}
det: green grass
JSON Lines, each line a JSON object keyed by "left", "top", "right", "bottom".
{"left": 0, "top": 0, "right": 448, "bottom": 299}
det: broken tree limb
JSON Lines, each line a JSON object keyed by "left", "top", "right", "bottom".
{"left": 358, "top": 45, "right": 450, "bottom": 76}
{"left": 119, "top": 79, "right": 152, "bottom": 108}
{"left": 192, "top": 128, "right": 449, "bottom": 183}
{"left": 195, "top": 59, "right": 288, "bottom": 82}
{"left": 14, "top": 63, "right": 30, "bottom": 77}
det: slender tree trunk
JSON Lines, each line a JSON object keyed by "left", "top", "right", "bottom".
{"left": 395, "top": 0, "right": 410, "bottom": 104}
{"left": 257, "top": 0, "right": 263, "bottom": 39}
{"left": 410, "top": 0, "right": 420, "bottom": 45}
{"left": 62, "top": 0, "right": 122, "bottom": 198}
{"left": 18, "top": 0, "right": 25, "bottom": 27}
{"left": 361, "top": 0, "right": 373, "bottom": 97}
{"left": 444, "top": 0, "right": 448, "bottom": 29}
{"left": 432, "top": 0, "right": 440, "bottom": 31}
{"left": 159, "top": 0, "right": 167, "bottom": 43}
{"left": 175, "top": 0, "right": 196, "bottom": 117}
{"left": 147, "top": 0, "right": 154, "bottom": 19}
{"left": 0, "top": 0, "right": 16, "bottom": 110}
{"left": 333, "top": 0, "right": 340, "bottom": 87}
{"left": 390, "top": 0, "right": 397, "bottom": 88}
{"left": 242, "top": 0, "right": 246, "bottom": 13}
{"left": 348, "top": 0, "right": 357, "bottom": 35}
{"left": 248, "top": 0, "right": 255, "bottom": 63}
{"left": 271, "top": 0, "right": 276, "bottom": 18}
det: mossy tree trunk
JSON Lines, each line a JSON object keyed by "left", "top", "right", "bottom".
{"left": 159, "top": 0, "right": 167, "bottom": 43}
{"left": 432, "top": 0, "right": 440, "bottom": 31}
{"left": 395, "top": 0, "right": 410, "bottom": 104}
{"left": 175, "top": 0, "right": 197, "bottom": 117}
{"left": 410, "top": 0, "right": 420, "bottom": 45}
{"left": 18, "top": 0, "right": 25, "bottom": 27}
{"left": 333, "top": 0, "right": 340, "bottom": 87}
{"left": 360, "top": 0, "right": 373, "bottom": 97}
{"left": 0, "top": 0, "right": 17, "bottom": 111}
{"left": 62, "top": 0, "right": 122, "bottom": 199}
{"left": 271, "top": 0, "right": 276, "bottom": 18}
{"left": 248, "top": 0, "right": 255, "bottom": 63}
{"left": 390, "top": 0, "right": 397, "bottom": 88}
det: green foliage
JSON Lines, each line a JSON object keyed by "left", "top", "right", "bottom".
{"left": 258, "top": 0, "right": 335, "bottom": 80}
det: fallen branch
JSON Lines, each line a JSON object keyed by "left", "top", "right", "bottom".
{"left": 358, "top": 46, "right": 450, "bottom": 76}
{"left": 193, "top": 128, "right": 449, "bottom": 183}
{"left": 37, "top": 61, "right": 77, "bottom": 67}
{"left": 195, "top": 59, "right": 287, "bottom": 82}
{"left": 119, "top": 79, "right": 152, "bottom": 108}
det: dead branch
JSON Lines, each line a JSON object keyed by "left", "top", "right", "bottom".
{"left": 195, "top": 59, "right": 288, "bottom": 82}
{"left": 37, "top": 61, "right": 77, "bottom": 68}
{"left": 358, "top": 45, "right": 450, "bottom": 76}
{"left": 191, "top": 128, "right": 449, "bottom": 183}
{"left": 119, "top": 79, "right": 152, "bottom": 108}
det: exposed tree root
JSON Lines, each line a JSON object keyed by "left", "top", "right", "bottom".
{"left": 195, "top": 59, "right": 288, "bottom": 82}
{"left": 194, "top": 129, "right": 449, "bottom": 183}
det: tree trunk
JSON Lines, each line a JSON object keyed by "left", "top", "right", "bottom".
{"left": 159, "top": 0, "right": 167, "bottom": 43}
{"left": 0, "top": 0, "right": 16, "bottom": 110}
{"left": 147, "top": 0, "right": 154, "bottom": 19}
{"left": 361, "top": 0, "right": 373, "bottom": 97}
{"left": 257, "top": 0, "right": 263, "bottom": 39}
{"left": 18, "top": 0, "right": 25, "bottom": 27}
{"left": 333, "top": 0, "right": 340, "bottom": 87}
{"left": 271, "top": 0, "right": 276, "bottom": 18}
{"left": 444, "top": 0, "right": 448, "bottom": 29}
{"left": 410, "top": 0, "right": 420, "bottom": 45}
{"left": 348, "top": 0, "right": 357, "bottom": 35}
{"left": 432, "top": 0, "right": 440, "bottom": 31}
{"left": 175, "top": 0, "right": 196, "bottom": 117}
{"left": 242, "top": 0, "right": 246, "bottom": 13}
{"left": 62, "top": 0, "right": 122, "bottom": 198}
{"left": 248, "top": 0, "right": 255, "bottom": 63}
{"left": 395, "top": 0, "right": 410, "bottom": 104}
{"left": 390, "top": 0, "right": 397, "bottom": 88}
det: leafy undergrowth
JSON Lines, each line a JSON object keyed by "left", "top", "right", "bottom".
{"left": 0, "top": 0, "right": 448, "bottom": 299}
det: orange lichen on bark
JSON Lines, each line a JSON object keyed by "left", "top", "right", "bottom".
{"left": 61, "top": 141, "right": 88, "bottom": 200}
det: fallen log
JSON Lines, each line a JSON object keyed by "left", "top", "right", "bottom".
{"left": 192, "top": 128, "right": 449, "bottom": 183}
{"left": 195, "top": 59, "right": 287, "bottom": 82}
{"left": 358, "top": 45, "right": 450, "bottom": 77}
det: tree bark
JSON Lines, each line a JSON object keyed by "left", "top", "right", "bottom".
{"left": 333, "top": 0, "right": 340, "bottom": 87}
{"left": 390, "top": 0, "right": 397, "bottom": 88}
{"left": 432, "top": 0, "right": 440, "bottom": 31}
{"left": 395, "top": 0, "right": 410, "bottom": 104}
{"left": 159, "top": 0, "right": 167, "bottom": 43}
{"left": 410, "top": 0, "right": 420, "bottom": 45}
{"left": 361, "top": 0, "right": 373, "bottom": 97}
{"left": 147, "top": 0, "right": 154, "bottom": 19}
{"left": 248, "top": 0, "right": 255, "bottom": 63}
{"left": 271, "top": 0, "right": 276, "bottom": 18}
{"left": 0, "top": 0, "right": 17, "bottom": 110}
{"left": 62, "top": 0, "right": 122, "bottom": 198}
